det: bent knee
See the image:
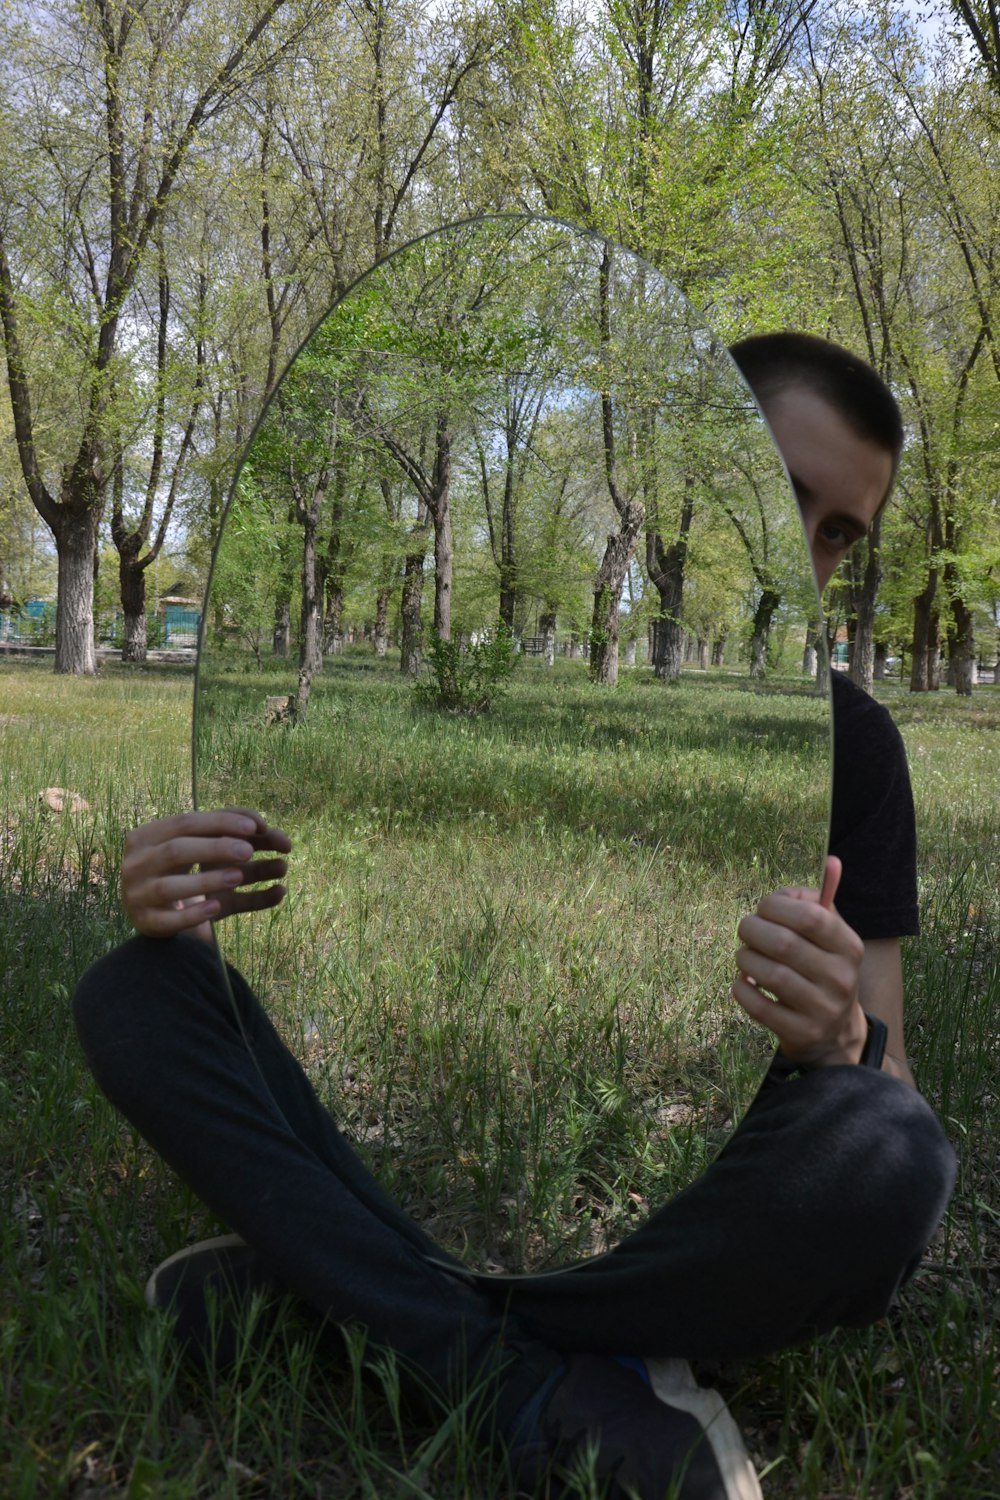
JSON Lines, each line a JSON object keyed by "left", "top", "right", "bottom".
{"left": 73, "top": 933, "right": 224, "bottom": 1064}
{"left": 806, "top": 1068, "right": 956, "bottom": 1260}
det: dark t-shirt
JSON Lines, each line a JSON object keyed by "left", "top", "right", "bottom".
{"left": 829, "top": 672, "right": 919, "bottom": 940}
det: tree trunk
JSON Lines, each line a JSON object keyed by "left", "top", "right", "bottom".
{"left": 272, "top": 595, "right": 291, "bottom": 657}
{"left": 119, "top": 551, "right": 148, "bottom": 663}
{"left": 401, "top": 549, "right": 425, "bottom": 675}
{"left": 499, "top": 567, "right": 516, "bottom": 631}
{"left": 323, "top": 577, "right": 344, "bottom": 654}
{"left": 649, "top": 615, "right": 682, "bottom": 680}
{"left": 624, "top": 637, "right": 637, "bottom": 666}
{"left": 712, "top": 634, "right": 727, "bottom": 668}
{"left": 873, "top": 641, "right": 887, "bottom": 680}
{"left": 910, "top": 574, "right": 940, "bottom": 692}
{"left": 374, "top": 586, "right": 390, "bottom": 657}
{"left": 429, "top": 410, "right": 453, "bottom": 641}
{"left": 590, "top": 519, "right": 643, "bottom": 686}
{"left": 948, "top": 593, "right": 976, "bottom": 696}
{"left": 540, "top": 609, "right": 556, "bottom": 667}
{"left": 589, "top": 581, "right": 622, "bottom": 684}
{"left": 433, "top": 500, "right": 453, "bottom": 642}
{"left": 848, "top": 617, "right": 876, "bottom": 694}
{"left": 295, "top": 511, "right": 322, "bottom": 720}
{"left": 848, "top": 523, "right": 882, "bottom": 695}
{"left": 53, "top": 506, "right": 100, "bottom": 674}
{"left": 749, "top": 589, "right": 780, "bottom": 679}
{"left": 646, "top": 480, "right": 694, "bottom": 683}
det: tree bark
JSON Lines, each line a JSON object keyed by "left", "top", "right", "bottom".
{"left": 646, "top": 480, "right": 694, "bottom": 683}
{"left": 589, "top": 243, "right": 644, "bottom": 686}
{"left": 374, "top": 586, "right": 390, "bottom": 657}
{"left": 910, "top": 573, "right": 940, "bottom": 692}
{"left": 294, "top": 508, "right": 323, "bottom": 720}
{"left": 431, "top": 411, "right": 453, "bottom": 640}
{"left": 873, "top": 641, "right": 887, "bottom": 680}
{"left": 749, "top": 589, "right": 781, "bottom": 679}
{"left": 323, "top": 577, "right": 344, "bottom": 654}
{"left": 946, "top": 584, "right": 976, "bottom": 695}
{"left": 848, "top": 519, "right": 882, "bottom": 695}
{"left": 119, "top": 546, "right": 148, "bottom": 662}
{"left": 53, "top": 505, "right": 100, "bottom": 674}
{"left": 272, "top": 595, "right": 291, "bottom": 657}
{"left": 400, "top": 501, "right": 430, "bottom": 675}
{"left": 401, "top": 549, "right": 425, "bottom": 674}
{"left": 540, "top": 609, "right": 556, "bottom": 667}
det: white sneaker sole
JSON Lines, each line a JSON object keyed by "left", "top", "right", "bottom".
{"left": 143, "top": 1232, "right": 248, "bottom": 1308}
{"left": 644, "top": 1358, "right": 764, "bottom": 1500}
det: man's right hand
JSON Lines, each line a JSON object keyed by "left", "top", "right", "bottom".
{"left": 121, "top": 808, "right": 292, "bottom": 942}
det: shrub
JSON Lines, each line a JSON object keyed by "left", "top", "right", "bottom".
{"left": 414, "top": 626, "right": 519, "bottom": 714}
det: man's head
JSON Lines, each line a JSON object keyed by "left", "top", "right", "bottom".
{"left": 729, "top": 333, "right": 903, "bottom": 590}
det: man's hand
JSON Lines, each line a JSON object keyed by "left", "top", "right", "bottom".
{"left": 121, "top": 808, "right": 291, "bottom": 943}
{"left": 732, "top": 856, "right": 869, "bottom": 1068}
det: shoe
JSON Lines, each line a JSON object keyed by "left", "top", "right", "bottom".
{"left": 144, "top": 1233, "right": 280, "bottom": 1369}
{"left": 507, "top": 1352, "right": 759, "bottom": 1499}
{"left": 644, "top": 1359, "right": 763, "bottom": 1500}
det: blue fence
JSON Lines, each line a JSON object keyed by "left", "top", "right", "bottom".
{"left": 0, "top": 599, "right": 54, "bottom": 643}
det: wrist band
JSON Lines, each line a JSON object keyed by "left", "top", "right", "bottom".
{"left": 859, "top": 1011, "right": 888, "bottom": 1070}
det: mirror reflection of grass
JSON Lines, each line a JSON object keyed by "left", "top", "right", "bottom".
{"left": 197, "top": 649, "right": 830, "bottom": 1271}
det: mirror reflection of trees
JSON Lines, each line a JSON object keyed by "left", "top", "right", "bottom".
{"left": 197, "top": 218, "right": 828, "bottom": 1272}
{"left": 209, "top": 219, "right": 814, "bottom": 710}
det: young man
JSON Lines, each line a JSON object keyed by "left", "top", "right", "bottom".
{"left": 73, "top": 334, "right": 955, "bottom": 1500}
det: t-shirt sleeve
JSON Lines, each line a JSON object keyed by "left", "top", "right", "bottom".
{"left": 828, "top": 674, "right": 919, "bottom": 940}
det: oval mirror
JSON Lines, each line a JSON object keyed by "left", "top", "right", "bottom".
{"left": 194, "top": 215, "right": 830, "bottom": 1275}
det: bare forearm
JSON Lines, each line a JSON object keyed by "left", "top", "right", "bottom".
{"left": 881, "top": 1050, "right": 916, "bottom": 1090}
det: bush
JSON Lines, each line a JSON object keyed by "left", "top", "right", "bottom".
{"left": 414, "top": 626, "right": 519, "bottom": 714}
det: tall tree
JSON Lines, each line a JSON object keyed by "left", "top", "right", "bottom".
{"left": 0, "top": 0, "right": 330, "bottom": 671}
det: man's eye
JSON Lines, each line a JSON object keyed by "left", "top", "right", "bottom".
{"left": 820, "top": 523, "right": 849, "bottom": 547}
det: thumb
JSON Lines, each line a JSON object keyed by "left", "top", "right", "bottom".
{"left": 819, "top": 855, "right": 842, "bottom": 910}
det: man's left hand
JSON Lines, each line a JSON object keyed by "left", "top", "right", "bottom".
{"left": 732, "top": 856, "right": 868, "bottom": 1068}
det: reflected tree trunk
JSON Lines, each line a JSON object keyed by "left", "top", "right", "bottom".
{"left": 749, "top": 589, "right": 780, "bottom": 679}
{"left": 590, "top": 246, "right": 644, "bottom": 686}
{"left": 646, "top": 478, "right": 694, "bottom": 683}
{"left": 910, "top": 572, "right": 940, "bottom": 692}
{"left": 848, "top": 516, "right": 881, "bottom": 695}
{"left": 400, "top": 500, "right": 430, "bottom": 675}
{"left": 374, "top": 585, "right": 390, "bottom": 656}
{"left": 540, "top": 608, "right": 557, "bottom": 667}
{"left": 272, "top": 595, "right": 290, "bottom": 657}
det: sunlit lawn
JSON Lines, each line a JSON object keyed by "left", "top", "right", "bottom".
{"left": 2, "top": 654, "right": 998, "bottom": 1498}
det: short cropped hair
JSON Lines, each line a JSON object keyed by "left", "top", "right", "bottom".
{"left": 729, "top": 332, "right": 904, "bottom": 466}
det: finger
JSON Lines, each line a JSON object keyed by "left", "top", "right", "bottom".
{"left": 138, "top": 834, "right": 258, "bottom": 875}
{"left": 140, "top": 895, "right": 223, "bottom": 937}
{"left": 221, "top": 883, "right": 287, "bottom": 917}
{"left": 140, "top": 868, "right": 249, "bottom": 907}
{"left": 742, "top": 896, "right": 845, "bottom": 955}
{"left": 732, "top": 973, "right": 812, "bottom": 1046}
{"left": 734, "top": 946, "right": 813, "bottom": 1009}
{"left": 221, "top": 857, "right": 289, "bottom": 886}
{"left": 819, "top": 855, "right": 842, "bottom": 911}
{"left": 246, "top": 827, "right": 293, "bottom": 856}
{"left": 129, "top": 809, "right": 262, "bottom": 849}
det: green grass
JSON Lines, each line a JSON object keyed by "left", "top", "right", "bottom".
{"left": 2, "top": 655, "right": 999, "bottom": 1497}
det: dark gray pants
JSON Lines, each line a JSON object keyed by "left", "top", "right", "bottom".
{"left": 73, "top": 935, "right": 955, "bottom": 1404}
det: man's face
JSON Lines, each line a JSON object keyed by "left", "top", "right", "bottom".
{"left": 758, "top": 387, "right": 894, "bottom": 592}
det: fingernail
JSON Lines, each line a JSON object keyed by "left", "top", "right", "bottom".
{"left": 235, "top": 817, "right": 257, "bottom": 834}
{"left": 232, "top": 841, "right": 254, "bottom": 859}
